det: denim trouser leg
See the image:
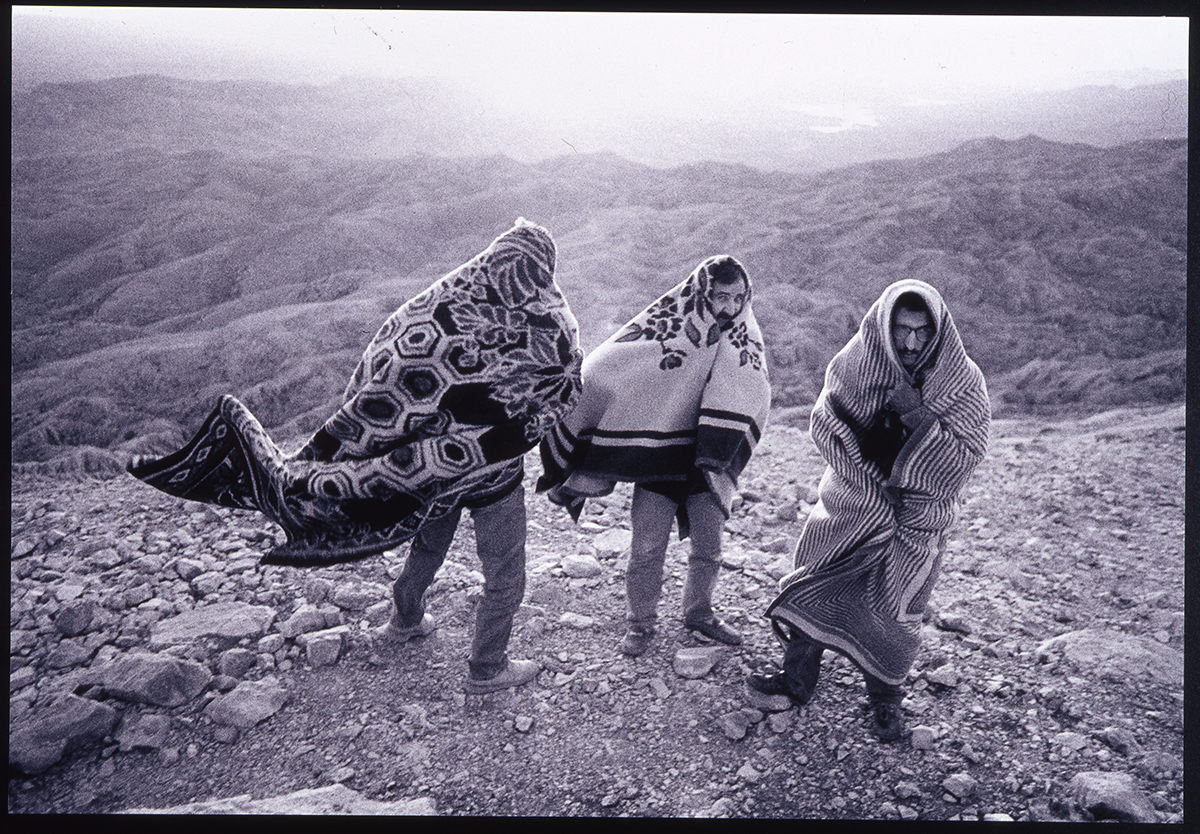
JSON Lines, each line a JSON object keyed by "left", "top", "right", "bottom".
{"left": 392, "top": 508, "right": 462, "bottom": 627}
{"left": 466, "top": 485, "right": 527, "bottom": 681}
{"left": 681, "top": 491, "right": 724, "bottom": 625}
{"left": 626, "top": 486, "right": 677, "bottom": 629}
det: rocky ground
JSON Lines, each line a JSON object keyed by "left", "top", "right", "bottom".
{"left": 8, "top": 402, "right": 1185, "bottom": 821}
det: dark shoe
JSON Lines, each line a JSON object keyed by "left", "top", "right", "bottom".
{"left": 870, "top": 699, "right": 906, "bottom": 742}
{"left": 685, "top": 617, "right": 742, "bottom": 646}
{"left": 372, "top": 612, "right": 435, "bottom": 646}
{"left": 620, "top": 626, "right": 657, "bottom": 657}
{"left": 464, "top": 658, "right": 540, "bottom": 695}
{"left": 744, "top": 670, "right": 812, "bottom": 711}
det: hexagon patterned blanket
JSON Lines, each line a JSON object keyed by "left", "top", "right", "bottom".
{"left": 128, "top": 219, "right": 583, "bottom": 566}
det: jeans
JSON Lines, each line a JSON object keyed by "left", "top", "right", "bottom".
{"left": 626, "top": 485, "right": 724, "bottom": 629}
{"left": 391, "top": 484, "right": 526, "bottom": 680}
{"left": 781, "top": 627, "right": 903, "bottom": 703}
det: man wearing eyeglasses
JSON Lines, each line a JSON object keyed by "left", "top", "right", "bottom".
{"left": 746, "top": 280, "right": 990, "bottom": 742}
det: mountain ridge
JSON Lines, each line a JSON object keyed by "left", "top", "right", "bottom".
{"left": 12, "top": 73, "right": 1187, "bottom": 173}
{"left": 11, "top": 131, "right": 1185, "bottom": 468}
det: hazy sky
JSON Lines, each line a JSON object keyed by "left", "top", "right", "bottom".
{"left": 12, "top": 7, "right": 1189, "bottom": 124}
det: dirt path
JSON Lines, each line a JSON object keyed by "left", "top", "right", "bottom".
{"left": 8, "top": 404, "right": 1184, "bottom": 820}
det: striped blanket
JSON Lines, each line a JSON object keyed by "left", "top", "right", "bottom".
{"left": 766, "top": 279, "right": 990, "bottom": 685}
{"left": 538, "top": 255, "right": 771, "bottom": 520}
{"left": 128, "top": 219, "right": 583, "bottom": 566}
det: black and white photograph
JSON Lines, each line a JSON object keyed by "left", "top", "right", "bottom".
{"left": 9, "top": 6, "right": 1187, "bottom": 821}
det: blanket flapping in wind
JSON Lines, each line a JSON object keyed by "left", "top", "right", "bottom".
{"left": 128, "top": 219, "right": 583, "bottom": 566}
{"left": 766, "top": 279, "right": 990, "bottom": 685}
{"left": 537, "top": 255, "right": 771, "bottom": 521}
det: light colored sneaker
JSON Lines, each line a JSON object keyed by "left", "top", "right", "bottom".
{"left": 685, "top": 617, "right": 743, "bottom": 646}
{"left": 372, "top": 612, "right": 435, "bottom": 646}
{"left": 619, "top": 626, "right": 657, "bottom": 657}
{"left": 463, "top": 658, "right": 541, "bottom": 695}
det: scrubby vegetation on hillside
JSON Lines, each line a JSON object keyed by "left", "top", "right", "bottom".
{"left": 11, "top": 127, "right": 1185, "bottom": 467}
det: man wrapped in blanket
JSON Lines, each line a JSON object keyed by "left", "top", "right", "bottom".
{"left": 539, "top": 255, "right": 771, "bottom": 657}
{"left": 130, "top": 219, "right": 583, "bottom": 695}
{"left": 746, "top": 280, "right": 989, "bottom": 741}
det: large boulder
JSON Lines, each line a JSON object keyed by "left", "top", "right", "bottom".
{"left": 9, "top": 695, "right": 118, "bottom": 775}
{"left": 1065, "top": 771, "right": 1158, "bottom": 823}
{"left": 121, "top": 784, "right": 435, "bottom": 815}
{"left": 100, "top": 652, "right": 213, "bottom": 707}
{"left": 1036, "top": 628, "right": 1182, "bottom": 686}
{"left": 149, "top": 602, "right": 277, "bottom": 649}
{"left": 205, "top": 677, "right": 288, "bottom": 728}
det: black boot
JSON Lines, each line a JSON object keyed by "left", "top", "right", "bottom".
{"left": 745, "top": 628, "right": 823, "bottom": 711}
{"left": 744, "top": 669, "right": 813, "bottom": 711}
{"left": 865, "top": 673, "right": 906, "bottom": 742}
{"left": 869, "top": 698, "right": 906, "bottom": 742}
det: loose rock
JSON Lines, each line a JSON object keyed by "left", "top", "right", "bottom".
{"left": 561, "top": 553, "right": 603, "bottom": 578}
{"left": 149, "top": 602, "right": 276, "bottom": 649}
{"left": 121, "top": 784, "right": 435, "bottom": 815}
{"left": 925, "top": 665, "right": 960, "bottom": 688}
{"left": 1094, "top": 726, "right": 1138, "bottom": 756}
{"left": 1065, "top": 771, "right": 1157, "bottom": 823}
{"left": 558, "top": 612, "right": 595, "bottom": 629}
{"left": 1036, "top": 629, "right": 1182, "bottom": 687}
{"left": 100, "top": 652, "right": 213, "bottom": 707}
{"left": 594, "top": 528, "right": 632, "bottom": 558}
{"left": 672, "top": 646, "right": 724, "bottom": 679}
{"left": 9, "top": 695, "right": 119, "bottom": 775}
{"left": 331, "top": 583, "right": 384, "bottom": 611}
{"left": 301, "top": 627, "right": 347, "bottom": 667}
{"left": 910, "top": 725, "right": 937, "bottom": 751}
{"left": 54, "top": 600, "right": 95, "bottom": 637}
{"left": 219, "top": 647, "right": 258, "bottom": 678}
{"left": 717, "top": 711, "right": 751, "bottom": 741}
{"left": 114, "top": 712, "right": 172, "bottom": 752}
{"left": 205, "top": 677, "right": 289, "bottom": 728}
{"left": 942, "top": 773, "right": 978, "bottom": 801}
{"left": 174, "top": 559, "right": 204, "bottom": 581}
{"left": 46, "top": 639, "right": 96, "bottom": 670}
{"left": 736, "top": 762, "right": 761, "bottom": 783}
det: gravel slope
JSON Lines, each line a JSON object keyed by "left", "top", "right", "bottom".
{"left": 8, "top": 403, "right": 1185, "bottom": 821}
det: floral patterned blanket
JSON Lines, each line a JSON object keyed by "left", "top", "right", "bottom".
{"left": 538, "top": 255, "right": 771, "bottom": 519}
{"left": 128, "top": 219, "right": 583, "bottom": 566}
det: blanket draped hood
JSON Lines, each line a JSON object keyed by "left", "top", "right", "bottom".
{"left": 538, "top": 255, "right": 771, "bottom": 519}
{"left": 128, "top": 219, "right": 583, "bottom": 566}
{"left": 766, "top": 279, "right": 990, "bottom": 685}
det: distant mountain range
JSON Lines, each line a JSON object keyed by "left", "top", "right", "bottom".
{"left": 12, "top": 73, "right": 1188, "bottom": 173}
{"left": 10, "top": 75, "right": 1186, "bottom": 469}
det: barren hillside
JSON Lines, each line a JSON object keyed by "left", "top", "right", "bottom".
{"left": 11, "top": 134, "right": 1187, "bottom": 470}
{"left": 8, "top": 404, "right": 1184, "bottom": 820}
